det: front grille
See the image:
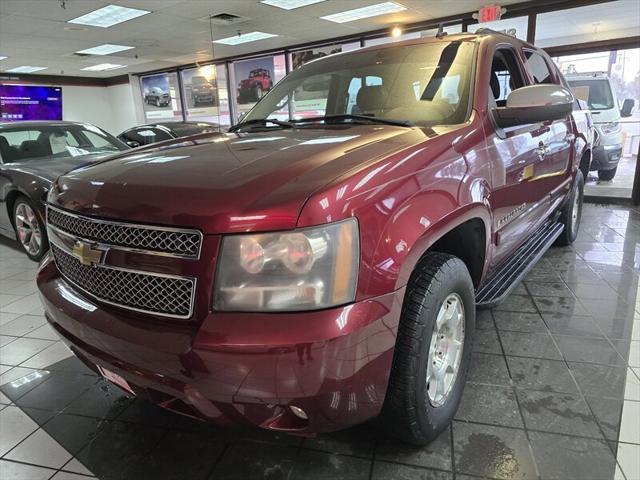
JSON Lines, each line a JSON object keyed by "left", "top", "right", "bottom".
{"left": 51, "top": 245, "right": 195, "bottom": 318}
{"left": 47, "top": 207, "right": 201, "bottom": 257}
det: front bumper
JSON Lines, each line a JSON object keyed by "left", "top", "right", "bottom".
{"left": 591, "top": 144, "right": 622, "bottom": 171}
{"left": 37, "top": 255, "right": 402, "bottom": 433}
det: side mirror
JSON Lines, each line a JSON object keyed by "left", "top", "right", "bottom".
{"left": 126, "top": 140, "right": 140, "bottom": 148}
{"left": 493, "top": 85, "right": 574, "bottom": 128}
{"left": 620, "top": 98, "right": 634, "bottom": 118}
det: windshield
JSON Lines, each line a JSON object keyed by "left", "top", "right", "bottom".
{"left": 169, "top": 123, "right": 217, "bottom": 136}
{"left": 0, "top": 124, "right": 126, "bottom": 163}
{"left": 243, "top": 40, "right": 475, "bottom": 128}
{"left": 567, "top": 79, "right": 614, "bottom": 110}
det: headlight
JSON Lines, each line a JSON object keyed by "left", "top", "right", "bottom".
{"left": 600, "top": 122, "right": 621, "bottom": 134}
{"left": 214, "top": 218, "right": 359, "bottom": 312}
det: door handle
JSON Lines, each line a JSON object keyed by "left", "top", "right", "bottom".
{"left": 536, "top": 142, "right": 546, "bottom": 160}
{"left": 565, "top": 133, "right": 575, "bottom": 142}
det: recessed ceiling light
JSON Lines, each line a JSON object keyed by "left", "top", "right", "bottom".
{"left": 5, "top": 66, "right": 47, "bottom": 73}
{"left": 68, "top": 4, "right": 150, "bottom": 28}
{"left": 213, "top": 31, "right": 277, "bottom": 45}
{"left": 260, "top": 0, "right": 325, "bottom": 10}
{"left": 321, "top": 2, "right": 406, "bottom": 23}
{"left": 0, "top": 56, "right": 7, "bottom": 61}
{"left": 76, "top": 44, "right": 134, "bottom": 55}
{"left": 81, "top": 63, "right": 126, "bottom": 71}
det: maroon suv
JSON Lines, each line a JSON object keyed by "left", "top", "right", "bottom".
{"left": 37, "top": 31, "right": 592, "bottom": 445}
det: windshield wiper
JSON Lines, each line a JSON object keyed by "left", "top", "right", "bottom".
{"left": 291, "top": 114, "right": 413, "bottom": 128}
{"left": 228, "top": 118, "right": 294, "bottom": 133}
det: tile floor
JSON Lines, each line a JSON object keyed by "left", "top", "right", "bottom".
{"left": 0, "top": 203, "right": 639, "bottom": 480}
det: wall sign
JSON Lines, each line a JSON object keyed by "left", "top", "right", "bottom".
{"left": 473, "top": 5, "right": 506, "bottom": 23}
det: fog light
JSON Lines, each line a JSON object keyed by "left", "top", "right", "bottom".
{"left": 290, "top": 405, "right": 308, "bottom": 420}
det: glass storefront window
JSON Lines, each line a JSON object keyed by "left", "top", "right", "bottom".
{"left": 289, "top": 42, "right": 360, "bottom": 70}
{"left": 536, "top": 0, "right": 640, "bottom": 48}
{"left": 468, "top": 15, "right": 528, "bottom": 41}
{"left": 231, "top": 54, "right": 286, "bottom": 122}
{"left": 139, "top": 72, "right": 183, "bottom": 122}
{"left": 553, "top": 48, "right": 640, "bottom": 198}
{"left": 364, "top": 24, "right": 462, "bottom": 46}
{"left": 180, "top": 64, "right": 230, "bottom": 130}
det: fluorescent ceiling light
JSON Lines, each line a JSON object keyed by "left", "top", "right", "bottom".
{"left": 0, "top": 56, "right": 7, "bottom": 61}
{"left": 81, "top": 63, "right": 126, "bottom": 71}
{"left": 261, "top": 0, "right": 325, "bottom": 10}
{"left": 76, "top": 44, "right": 134, "bottom": 55}
{"left": 68, "top": 4, "right": 150, "bottom": 28}
{"left": 213, "top": 31, "right": 277, "bottom": 45}
{"left": 321, "top": 2, "right": 406, "bottom": 23}
{"left": 5, "top": 66, "right": 47, "bottom": 73}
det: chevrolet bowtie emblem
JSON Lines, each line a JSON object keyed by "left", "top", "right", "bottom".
{"left": 72, "top": 241, "right": 104, "bottom": 266}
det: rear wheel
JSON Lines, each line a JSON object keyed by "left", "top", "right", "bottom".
{"left": 13, "top": 196, "right": 47, "bottom": 261}
{"left": 555, "top": 170, "right": 584, "bottom": 246}
{"left": 598, "top": 167, "right": 617, "bottom": 181}
{"left": 379, "top": 252, "right": 474, "bottom": 445}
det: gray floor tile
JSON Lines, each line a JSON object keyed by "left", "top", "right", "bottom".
{"left": 498, "top": 331, "right": 563, "bottom": 360}
{"left": 375, "top": 426, "right": 452, "bottom": 471}
{"left": 472, "top": 328, "right": 502, "bottom": 354}
{"left": 569, "top": 362, "right": 633, "bottom": 399}
{"left": 467, "top": 353, "right": 511, "bottom": 386}
{"left": 532, "top": 296, "right": 591, "bottom": 316}
{"left": 492, "top": 295, "right": 538, "bottom": 313}
{"left": 584, "top": 396, "right": 624, "bottom": 442}
{"left": 0, "top": 314, "right": 46, "bottom": 337}
{"left": 475, "top": 309, "right": 495, "bottom": 330}
{"left": 452, "top": 422, "right": 536, "bottom": 480}
{"left": 493, "top": 311, "right": 547, "bottom": 333}
{"left": 610, "top": 339, "right": 640, "bottom": 367}
{"left": 517, "top": 389, "right": 603, "bottom": 438}
{"left": 528, "top": 431, "right": 617, "bottom": 480}
{"left": 507, "top": 357, "right": 579, "bottom": 394}
{"left": 455, "top": 383, "right": 523, "bottom": 428}
{"left": 541, "top": 313, "right": 605, "bottom": 338}
{"left": 290, "top": 450, "right": 371, "bottom": 480}
{"left": 554, "top": 335, "right": 626, "bottom": 365}
{"left": 301, "top": 423, "right": 376, "bottom": 458}
{"left": 524, "top": 281, "right": 575, "bottom": 298}
{"left": 372, "top": 462, "right": 453, "bottom": 480}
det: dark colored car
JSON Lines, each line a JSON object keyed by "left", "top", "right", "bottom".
{"left": 191, "top": 76, "right": 216, "bottom": 106}
{"left": 238, "top": 68, "right": 273, "bottom": 102}
{"left": 38, "top": 32, "right": 592, "bottom": 445}
{"left": 144, "top": 87, "right": 171, "bottom": 107}
{"left": 0, "top": 121, "right": 127, "bottom": 260}
{"left": 118, "top": 121, "right": 220, "bottom": 148}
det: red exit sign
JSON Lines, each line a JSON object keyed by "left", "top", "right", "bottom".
{"left": 477, "top": 5, "right": 504, "bottom": 22}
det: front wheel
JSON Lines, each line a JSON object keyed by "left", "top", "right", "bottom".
{"left": 13, "top": 196, "right": 47, "bottom": 261}
{"left": 598, "top": 167, "right": 617, "bottom": 182}
{"left": 555, "top": 170, "right": 584, "bottom": 246}
{"left": 379, "top": 252, "right": 475, "bottom": 445}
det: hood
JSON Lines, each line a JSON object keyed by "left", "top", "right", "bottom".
{"left": 12, "top": 152, "right": 116, "bottom": 182}
{"left": 50, "top": 126, "right": 432, "bottom": 234}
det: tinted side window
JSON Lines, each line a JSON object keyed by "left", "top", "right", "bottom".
{"left": 524, "top": 51, "right": 554, "bottom": 84}
{"left": 489, "top": 48, "right": 526, "bottom": 107}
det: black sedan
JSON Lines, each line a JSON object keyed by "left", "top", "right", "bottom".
{"left": 117, "top": 121, "right": 219, "bottom": 148}
{"left": 0, "top": 121, "right": 128, "bottom": 260}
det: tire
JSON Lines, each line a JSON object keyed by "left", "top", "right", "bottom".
{"left": 555, "top": 170, "right": 584, "bottom": 247}
{"left": 379, "top": 252, "right": 475, "bottom": 445}
{"left": 253, "top": 85, "right": 263, "bottom": 101}
{"left": 598, "top": 167, "right": 617, "bottom": 181}
{"left": 13, "top": 196, "right": 47, "bottom": 261}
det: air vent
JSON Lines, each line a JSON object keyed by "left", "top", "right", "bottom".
{"left": 208, "top": 13, "right": 250, "bottom": 25}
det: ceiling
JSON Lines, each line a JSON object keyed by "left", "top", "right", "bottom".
{"left": 0, "top": 0, "right": 523, "bottom": 78}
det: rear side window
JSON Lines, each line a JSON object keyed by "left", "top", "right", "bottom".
{"left": 524, "top": 51, "right": 554, "bottom": 84}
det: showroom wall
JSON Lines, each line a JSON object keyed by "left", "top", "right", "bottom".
{"left": 61, "top": 81, "right": 140, "bottom": 135}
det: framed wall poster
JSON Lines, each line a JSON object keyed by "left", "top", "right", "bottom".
{"left": 140, "top": 73, "right": 182, "bottom": 121}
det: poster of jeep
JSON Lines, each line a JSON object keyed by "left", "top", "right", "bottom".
{"left": 181, "top": 65, "right": 223, "bottom": 125}
{"left": 140, "top": 73, "right": 181, "bottom": 121}
{"left": 234, "top": 57, "right": 275, "bottom": 106}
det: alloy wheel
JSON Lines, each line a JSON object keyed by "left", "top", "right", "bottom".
{"left": 15, "top": 202, "right": 42, "bottom": 256}
{"left": 426, "top": 293, "right": 465, "bottom": 407}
